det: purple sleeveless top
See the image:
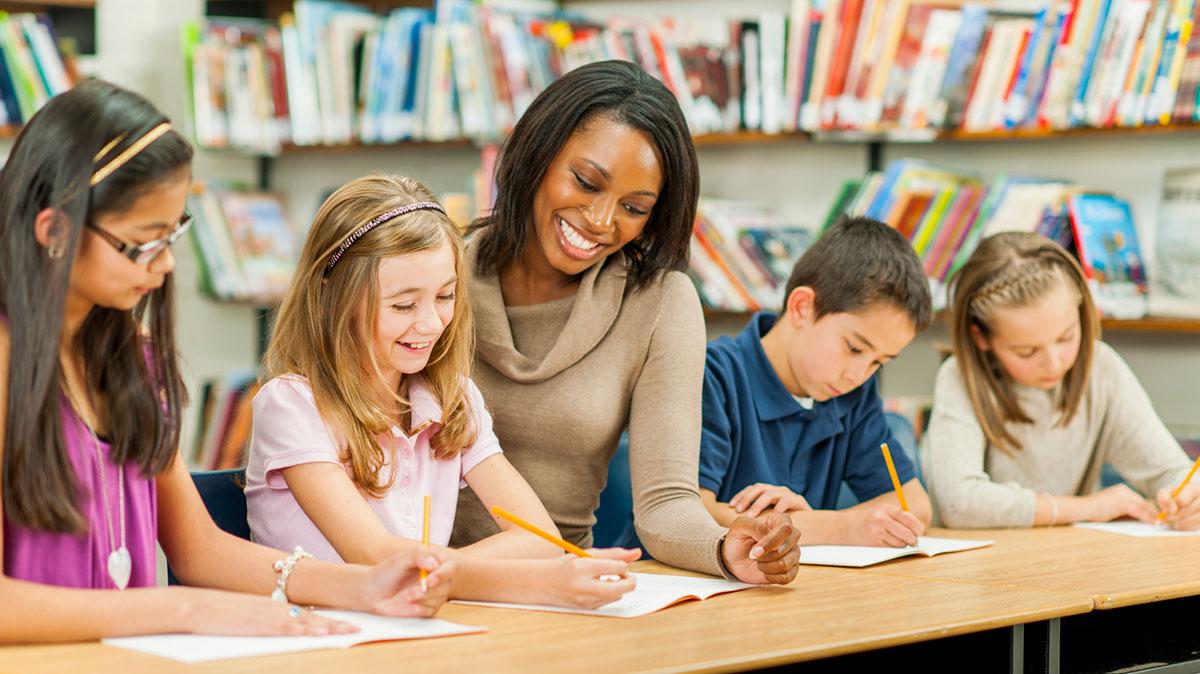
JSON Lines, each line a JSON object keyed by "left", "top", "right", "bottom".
{"left": 3, "top": 395, "right": 158, "bottom": 588}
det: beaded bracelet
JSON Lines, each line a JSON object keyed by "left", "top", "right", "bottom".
{"left": 271, "top": 546, "right": 314, "bottom": 604}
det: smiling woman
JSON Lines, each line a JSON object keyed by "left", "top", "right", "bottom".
{"left": 455, "top": 60, "right": 801, "bottom": 584}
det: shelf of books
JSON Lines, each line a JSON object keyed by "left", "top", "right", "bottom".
{"left": 187, "top": 0, "right": 1200, "bottom": 154}
{"left": 689, "top": 159, "right": 1200, "bottom": 330}
{"left": 0, "top": 10, "right": 77, "bottom": 137}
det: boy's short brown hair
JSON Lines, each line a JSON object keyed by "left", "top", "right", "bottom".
{"left": 783, "top": 216, "right": 933, "bottom": 330}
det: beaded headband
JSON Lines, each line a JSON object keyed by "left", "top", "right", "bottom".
{"left": 324, "top": 201, "right": 447, "bottom": 276}
{"left": 90, "top": 122, "right": 173, "bottom": 187}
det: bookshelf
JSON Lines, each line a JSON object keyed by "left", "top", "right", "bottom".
{"left": 177, "top": 0, "right": 1200, "bottom": 444}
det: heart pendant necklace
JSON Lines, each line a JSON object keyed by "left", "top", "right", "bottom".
{"left": 68, "top": 388, "right": 131, "bottom": 591}
{"left": 86, "top": 422, "right": 130, "bottom": 590}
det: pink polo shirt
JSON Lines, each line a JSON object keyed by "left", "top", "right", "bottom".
{"left": 245, "top": 374, "right": 502, "bottom": 562}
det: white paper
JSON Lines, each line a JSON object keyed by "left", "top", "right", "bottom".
{"left": 452, "top": 572, "right": 753, "bottom": 618}
{"left": 1073, "top": 521, "right": 1200, "bottom": 538}
{"left": 798, "top": 536, "right": 995, "bottom": 568}
{"left": 102, "top": 610, "right": 484, "bottom": 663}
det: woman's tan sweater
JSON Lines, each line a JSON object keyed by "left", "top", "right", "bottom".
{"left": 451, "top": 240, "right": 728, "bottom": 576}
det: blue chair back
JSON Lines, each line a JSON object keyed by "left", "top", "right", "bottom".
{"left": 192, "top": 468, "right": 251, "bottom": 540}
{"left": 168, "top": 468, "right": 250, "bottom": 585}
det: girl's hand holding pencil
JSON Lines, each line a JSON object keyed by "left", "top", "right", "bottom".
{"left": 1156, "top": 482, "right": 1200, "bottom": 531}
{"left": 358, "top": 546, "right": 457, "bottom": 618}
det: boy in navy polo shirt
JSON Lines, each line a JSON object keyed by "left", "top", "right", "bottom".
{"left": 699, "top": 216, "right": 935, "bottom": 547}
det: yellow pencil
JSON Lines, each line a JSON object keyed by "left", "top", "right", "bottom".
{"left": 1158, "top": 455, "right": 1200, "bottom": 523}
{"left": 881, "top": 443, "right": 909, "bottom": 512}
{"left": 420, "top": 494, "right": 431, "bottom": 592}
{"left": 491, "top": 506, "right": 592, "bottom": 558}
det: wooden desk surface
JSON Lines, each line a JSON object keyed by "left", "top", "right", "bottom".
{"left": 860, "top": 527, "right": 1200, "bottom": 610}
{"left": 0, "top": 562, "right": 1089, "bottom": 674}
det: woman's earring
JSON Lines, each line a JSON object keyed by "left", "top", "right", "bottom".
{"left": 47, "top": 242, "right": 65, "bottom": 259}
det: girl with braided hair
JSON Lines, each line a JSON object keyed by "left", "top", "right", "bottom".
{"left": 925, "top": 232, "right": 1200, "bottom": 530}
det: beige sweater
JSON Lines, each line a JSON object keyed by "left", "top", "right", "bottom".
{"left": 924, "top": 341, "right": 1192, "bottom": 528}
{"left": 450, "top": 239, "right": 728, "bottom": 576}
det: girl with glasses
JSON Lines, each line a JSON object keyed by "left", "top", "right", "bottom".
{"left": 0, "top": 80, "right": 457, "bottom": 644}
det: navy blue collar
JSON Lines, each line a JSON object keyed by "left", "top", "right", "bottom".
{"left": 736, "top": 312, "right": 843, "bottom": 422}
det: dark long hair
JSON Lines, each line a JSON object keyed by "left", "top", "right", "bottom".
{"left": 0, "top": 79, "right": 193, "bottom": 533}
{"left": 473, "top": 60, "right": 699, "bottom": 289}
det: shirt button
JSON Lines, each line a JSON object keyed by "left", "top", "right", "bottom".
{"left": 401, "top": 475, "right": 410, "bottom": 487}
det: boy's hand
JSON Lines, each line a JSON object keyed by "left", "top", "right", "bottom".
{"left": 842, "top": 503, "right": 924, "bottom": 547}
{"left": 730, "top": 483, "right": 812, "bottom": 518}
{"left": 1157, "top": 483, "right": 1200, "bottom": 530}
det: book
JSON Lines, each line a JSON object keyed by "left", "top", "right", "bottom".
{"left": 453, "top": 572, "right": 753, "bottom": 618}
{"left": 1067, "top": 192, "right": 1149, "bottom": 318}
{"left": 103, "top": 611, "right": 485, "bottom": 663}
{"left": 799, "top": 536, "right": 994, "bottom": 567}
{"left": 1073, "top": 521, "right": 1200, "bottom": 537}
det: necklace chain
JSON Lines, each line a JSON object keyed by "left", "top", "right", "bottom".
{"left": 65, "top": 387, "right": 126, "bottom": 576}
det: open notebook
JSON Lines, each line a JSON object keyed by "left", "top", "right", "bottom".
{"left": 1074, "top": 521, "right": 1200, "bottom": 538}
{"left": 453, "top": 572, "right": 753, "bottom": 618}
{"left": 799, "top": 536, "right": 994, "bottom": 568}
{"left": 102, "top": 611, "right": 484, "bottom": 663}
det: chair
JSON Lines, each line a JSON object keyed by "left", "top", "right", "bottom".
{"left": 167, "top": 468, "right": 250, "bottom": 585}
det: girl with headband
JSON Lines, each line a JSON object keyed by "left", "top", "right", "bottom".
{"left": 246, "top": 173, "right": 641, "bottom": 608}
{"left": 0, "top": 81, "right": 456, "bottom": 644}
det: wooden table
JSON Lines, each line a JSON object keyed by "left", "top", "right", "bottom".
{"left": 861, "top": 527, "right": 1200, "bottom": 610}
{"left": 0, "top": 561, "right": 1089, "bottom": 674}
{"left": 855, "top": 527, "right": 1200, "bottom": 673}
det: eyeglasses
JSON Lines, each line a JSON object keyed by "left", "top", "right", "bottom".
{"left": 86, "top": 212, "right": 193, "bottom": 266}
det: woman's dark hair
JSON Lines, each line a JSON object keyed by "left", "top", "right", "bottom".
{"left": 472, "top": 60, "right": 699, "bottom": 289}
{"left": 0, "top": 79, "right": 193, "bottom": 533}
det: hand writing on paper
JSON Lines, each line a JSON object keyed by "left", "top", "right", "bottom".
{"left": 541, "top": 547, "right": 642, "bottom": 609}
{"left": 721, "top": 514, "right": 800, "bottom": 585}
{"left": 730, "top": 483, "right": 812, "bottom": 518}
{"left": 841, "top": 503, "right": 925, "bottom": 547}
{"left": 1157, "top": 483, "right": 1200, "bottom": 531}
{"left": 360, "top": 546, "right": 457, "bottom": 617}
{"left": 1085, "top": 484, "right": 1157, "bottom": 524}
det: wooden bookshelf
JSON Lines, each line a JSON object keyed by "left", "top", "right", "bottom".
{"left": 693, "top": 130, "right": 808, "bottom": 147}
{"left": 1100, "top": 317, "right": 1200, "bottom": 334}
{"left": 278, "top": 138, "right": 475, "bottom": 155}
{"left": 209, "top": 123, "right": 1200, "bottom": 155}
{"left": 0, "top": 0, "right": 95, "bottom": 7}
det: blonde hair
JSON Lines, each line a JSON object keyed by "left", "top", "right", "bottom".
{"left": 948, "top": 232, "right": 1099, "bottom": 453}
{"left": 265, "top": 174, "right": 475, "bottom": 495}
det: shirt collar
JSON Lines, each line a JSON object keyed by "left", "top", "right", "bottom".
{"left": 737, "top": 312, "right": 842, "bottom": 422}
{"left": 391, "top": 375, "right": 442, "bottom": 439}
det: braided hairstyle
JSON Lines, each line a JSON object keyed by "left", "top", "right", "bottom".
{"left": 948, "top": 232, "right": 1099, "bottom": 452}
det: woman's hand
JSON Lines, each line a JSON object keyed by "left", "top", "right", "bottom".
{"left": 720, "top": 514, "right": 800, "bottom": 585}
